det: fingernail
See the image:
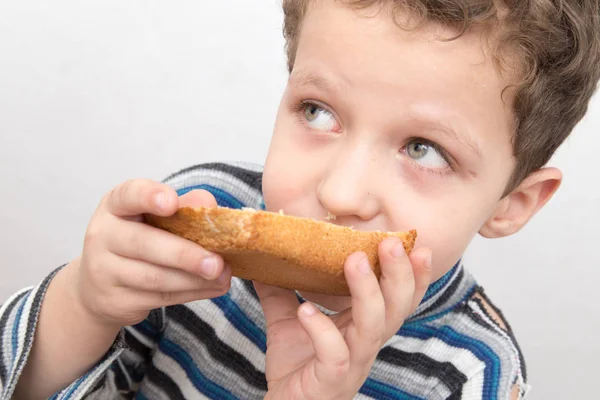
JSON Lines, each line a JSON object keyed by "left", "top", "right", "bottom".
{"left": 154, "top": 192, "right": 167, "bottom": 210}
{"left": 391, "top": 240, "right": 406, "bottom": 258}
{"left": 301, "top": 302, "right": 316, "bottom": 316}
{"left": 358, "top": 257, "right": 371, "bottom": 275}
{"left": 199, "top": 256, "right": 217, "bottom": 278}
{"left": 216, "top": 266, "right": 230, "bottom": 286}
{"left": 426, "top": 251, "right": 433, "bottom": 268}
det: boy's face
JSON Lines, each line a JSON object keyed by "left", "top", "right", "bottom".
{"left": 262, "top": 1, "right": 516, "bottom": 288}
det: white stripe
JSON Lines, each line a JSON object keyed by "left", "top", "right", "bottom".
{"left": 117, "top": 357, "right": 133, "bottom": 389}
{"left": 185, "top": 300, "right": 266, "bottom": 371}
{"left": 415, "top": 266, "right": 462, "bottom": 315}
{"left": 64, "top": 349, "right": 125, "bottom": 400}
{"left": 167, "top": 168, "right": 263, "bottom": 205}
{"left": 467, "top": 300, "right": 522, "bottom": 394}
{"left": 154, "top": 350, "right": 210, "bottom": 400}
{"left": 460, "top": 370, "right": 484, "bottom": 400}
{"left": 0, "top": 287, "right": 32, "bottom": 318}
{"left": 3, "top": 286, "right": 38, "bottom": 397}
{"left": 227, "top": 279, "right": 266, "bottom": 329}
{"left": 386, "top": 335, "right": 485, "bottom": 378}
{"left": 1, "top": 291, "right": 30, "bottom": 386}
{"left": 227, "top": 161, "right": 264, "bottom": 173}
{"left": 166, "top": 315, "right": 266, "bottom": 399}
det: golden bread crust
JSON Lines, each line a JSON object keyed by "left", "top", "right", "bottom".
{"left": 145, "top": 207, "right": 416, "bottom": 295}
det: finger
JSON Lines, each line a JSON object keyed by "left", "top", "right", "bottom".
{"left": 110, "top": 253, "right": 232, "bottom": 293}
{"left": 330, "top": 308, "right": 353, "bottom": 331}
{"left": 105, "top": 179, "right": 178, "bottom": 218}
{"left": 297, "top": 302, "right": 350, "bottom": 385}
{"left": 179, "top": 189, "right": 218, "bottom": 208}
{"left": 131, "top": 285, "right": 231, "bottom": 310}
{"left": 408, "top": 248, "right": 433, "bottom": 312}
{"left": 344, "top": 252, "right": 386, "bottom": 363}
{"left": 378, "top": 240, "right": 432, "bottom": 337}
{"left": 377, "top": 237, "right": 414, "bottom": 335}
{"left": 105, "top": 217, "right": 225, "bottom": 280}
{"left": 254, "top": 281, "right": 300, "bottom": 328}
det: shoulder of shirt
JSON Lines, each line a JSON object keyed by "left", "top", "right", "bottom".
{"left": 161, "top": 161, "right": 265, "bottom": 210}
{"left": 390, "top": 278, "right": 529, "bottom": 399}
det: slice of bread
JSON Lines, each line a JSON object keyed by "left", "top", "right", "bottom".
{"left": 145, "top": 207, "right": 417, "bottom": 296}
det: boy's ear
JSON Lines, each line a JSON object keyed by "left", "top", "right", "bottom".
{"left": 479, "top": 167, "right": 562, "bottom": 238}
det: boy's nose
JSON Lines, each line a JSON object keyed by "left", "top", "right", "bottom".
{"left": 316, "top": 154, "right": 380, "bottom": 221}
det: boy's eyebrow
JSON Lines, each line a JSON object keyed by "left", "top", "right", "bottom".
{"left": 290, "top": 70, "right": 481, "bottom": 157}
{"left": 425, "top": 121, "right": 482, "bottom": 158}
{"left": 407, "top": 104, "right": 482, "bottom": 157}
{"left": 289, "top": 70, "right": 347, "bottom": 94}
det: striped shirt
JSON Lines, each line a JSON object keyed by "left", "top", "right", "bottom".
{"left": 0, "top": 162, "right": 529, "bottom": 400}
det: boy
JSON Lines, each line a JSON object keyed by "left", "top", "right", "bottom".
{"left": 2, "top": 0, "right": 599, "bottom": 399}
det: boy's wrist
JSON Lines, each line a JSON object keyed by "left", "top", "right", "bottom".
{"left": 61, "top": 258, "right": 123, "bottom": 336}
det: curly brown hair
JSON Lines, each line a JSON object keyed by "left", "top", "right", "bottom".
{"left": 282, "top": 0, "right": 600, "bottom": 193}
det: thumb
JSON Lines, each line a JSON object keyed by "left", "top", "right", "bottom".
{"left": 179, "top": 189, "right": 218, "bottom": 208}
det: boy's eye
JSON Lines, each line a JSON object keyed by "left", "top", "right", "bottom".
{"left": 303, "top": 103, "right": 338, "bottom": 131}
{"left": 404, "top": 139, "right": 449, "bottom": 169}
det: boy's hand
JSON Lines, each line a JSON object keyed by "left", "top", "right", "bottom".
{"left": 73, "top": 180, "right": 231, "bottom": 328}
{"left": 255, "top": 239, "right": 432, "bottom": 400}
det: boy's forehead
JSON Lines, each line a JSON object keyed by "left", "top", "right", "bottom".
{"left": 292, "top": 0, "right": 516, "bottom": 161}
{"left": 298, "top": 0, "right": 506, "bottom": 83}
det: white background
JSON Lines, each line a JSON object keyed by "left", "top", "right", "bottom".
{"left": 1, "top": 1, "right": 598, "bottom": 398}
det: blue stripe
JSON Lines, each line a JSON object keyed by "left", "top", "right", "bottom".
{"left": 136, "top": 391, "right": 149, "bottom": 400}
{"left": 209, "top": 295, "right": 426, "bottom": 400}
{"left": 176, "top": 185, "right": 245, "bottom": 209}
{"left": 360, "top": 378, "right": 425, "bottom": 400}
{"left": 400, "top": 324, "right": 500, "bottom": 399}
{"left": 421, "top": 261, "right": 459, "bottom": 302}
{"left": 159, "top": 337, "right": 238, "bottom": 400}
{"left": 11, "top": 291, "right": 31, "bottom": 360}
{"left": 211, "top": 295, "right": 267, "bottom": 352}
{"left": 134, "top": 320, "right": 159, "bottom": 338}
{"left": 57, "top": 372, "right": 88, "bottom": 399}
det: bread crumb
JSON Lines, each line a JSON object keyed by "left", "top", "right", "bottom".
{"left": 325, "top": 212, "right": 337, "bottom": 221}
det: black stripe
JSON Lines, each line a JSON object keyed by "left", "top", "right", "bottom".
{"left": 447, "top": 387, "right": 463, "bottom": 399}
{"left": 145, "top": 362, "right": 186, "bottom": 400}
{"left": 11, "top": 267, "right": 63, "bottom": 384}
{"left": 112, "top": 360, "right": 132, "bottom": 392}
{"left": 163, "top": 162, "right": 263, "bottom": 192}
{"left": 411, "top": 267, "right": 465, "bottom": 320}
{"left": 377, "top": 347, "right": 468, "bottom": 393}
{"left": 123, "top": 328, "right": 153, "bottom": 360}
{"left": 166, "top": 304, "right": 268, "bottom": 390}
{"left": 472, "top": 286, "right": 528, "bottom": 381}
{"left": 146, "top": 308, "right": 165, "bottom": 332}
{"left": 241, "top": 279, "right": 259, "bottom": 301}
{"left": 456, "top": 301, "right": 496, "bottom": 333}
{"left": 456, "top": 299, "right": 528, "bottom": 385}
{"left": 0, "top": 290, "right": 29, "bottom": 384}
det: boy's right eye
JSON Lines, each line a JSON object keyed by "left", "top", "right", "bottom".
{"left": 301, "top": 102, "right": 340, "bottom": 132}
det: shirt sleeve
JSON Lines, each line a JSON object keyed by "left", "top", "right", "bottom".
{"left": 1, "top": 161, "right": 265, "bottom": 399}
{"left": 444, "top": 368, "right": 530, "bottom": 400}
{"left": 0, "top": 266, "right": 167, "bottom": 400}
